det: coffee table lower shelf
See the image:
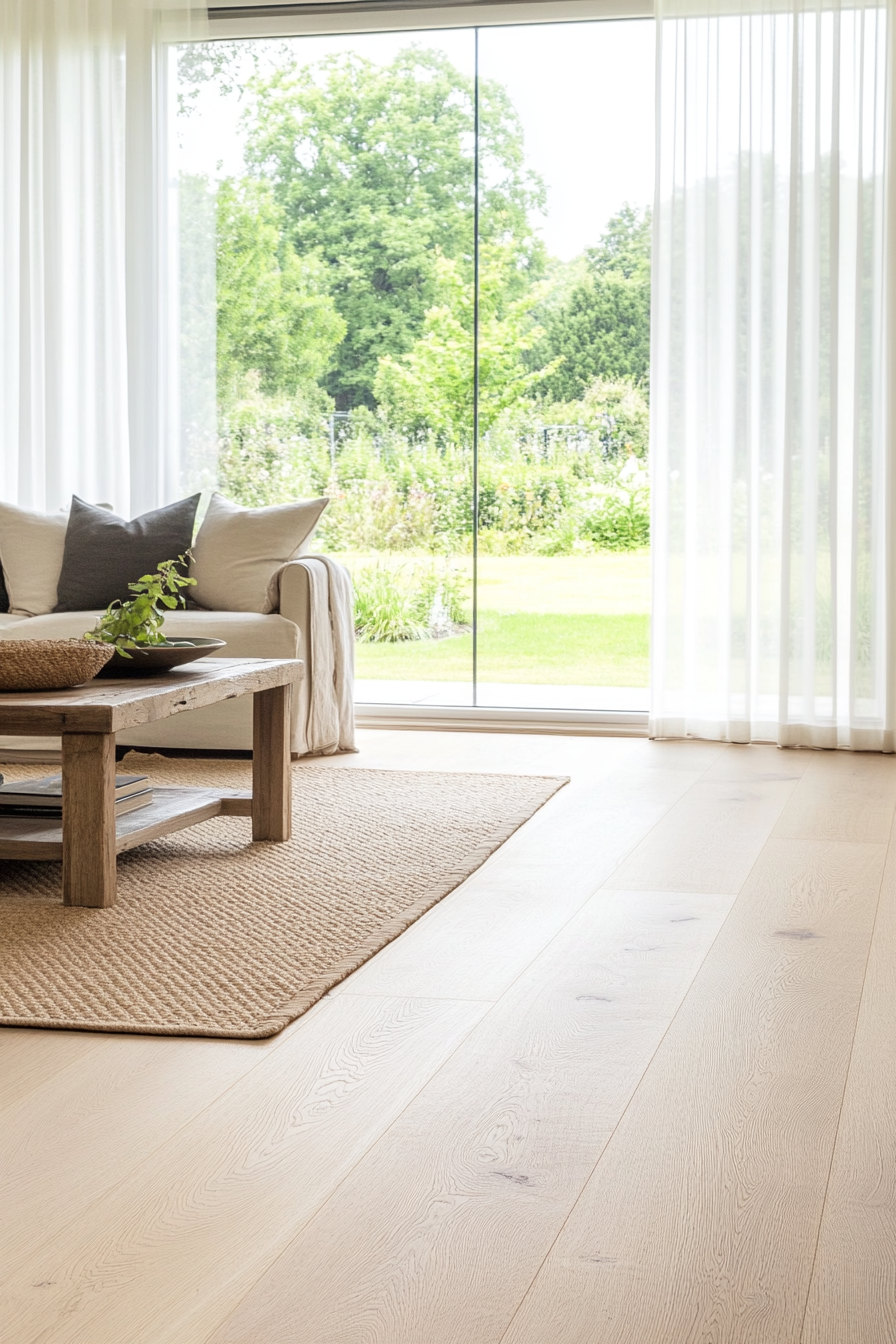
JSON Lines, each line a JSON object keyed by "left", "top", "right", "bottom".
{"left": 0, "top": 788, "right": 253, "bottom": 861}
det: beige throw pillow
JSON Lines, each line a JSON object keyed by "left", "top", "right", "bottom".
{"left": 189, "top": 492, "right": 329, "bottom": 613}
{"left": 0, "top": 501, "right": 69, "bottom": 616}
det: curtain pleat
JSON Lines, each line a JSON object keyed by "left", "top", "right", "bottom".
{"left": 650, "top": 0, "right": 895, "bottom": 750}
{"left": 0, "top": 0, "right": 207, "bottom": 518}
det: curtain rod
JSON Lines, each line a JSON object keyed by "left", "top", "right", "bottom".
{"left": 208, "top": 0, "right": 566, "bottom": 17}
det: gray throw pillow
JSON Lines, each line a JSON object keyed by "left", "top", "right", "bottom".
{"left": 54, "top": 495, "right": 201, "bottom": 612}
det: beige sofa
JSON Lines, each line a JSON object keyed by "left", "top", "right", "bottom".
{"left": 0, "top": 561, "right": 315, "bottom": 755}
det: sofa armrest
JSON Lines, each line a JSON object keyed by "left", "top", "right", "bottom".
{"left": 275, "top": 557, "right": 353, "bottom": 624}
{"left": 275, "top": 558, "right": 312, "bottom": 632}
{"left": 274, "top": 558, "right": 355, "bottom": 756}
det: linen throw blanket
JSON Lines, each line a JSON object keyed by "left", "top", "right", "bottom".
{"left": 273, "top": 555, "right": 356, "bottom": 756}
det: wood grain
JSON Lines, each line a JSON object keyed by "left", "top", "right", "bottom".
{"left": 1, "top": 1033, "right": 274, "bottom": 1277}
{"left": 294, "top": 731, "right": 723, "bottom": 784}
{"left": 0, "top": 1029, "right": 108, "bottom": 1114}
{"left": 801, "top": 829, "right": 896, "bottom": 1343}
{"left": 0, "top": 656, "right": 303, "bottom": 735}
{"left": 112, "top": 789, "right": 226, "bottom": 852}
{"left": 501, "top": 838, "right": 886, "bottom": 1344}
{"left": 772, "top": 749, "right": 896, "bottom": 843}
{"left": 7, "top": 735, "right": 892, "bottom": 1344}
{"left": 331, "top": 752, "right": 723, "bottom": 1002}
{"left": 1, "top": 994, "right": 488, "bottom": 1344}
{"left": 608, "top": 743, "right": 810, "bottom": 894}
{"left": 252, "top": 683, "right": 292, "bottom": 841}
{"left": 218, "top": 792, "right": 253, "bottom": 816}
{"left": 61, "top": 731, "right": 117, "bottom": 908}
{"left": 208, "top": 888, "right": 734, "bottom": 1344}
{"left": 0, "top": 787, "right": 247, "bottom": 861}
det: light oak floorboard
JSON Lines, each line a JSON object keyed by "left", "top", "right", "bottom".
{"left": 609, "top": 744, "right": 810, "bottom": 894}
{"left": 300, "top": 730, "right": 725, "bottom": 783}
{"left": 9, "top": 734, "right": 889, "bottom": 1344}
{"left": 0, "top": 1029, "right": 108, "bottom": 1114}
{"left": 332, "top": 753, "right": 719, "bottom": 1001}
{"left": 772, "top": 749, "right": 896, "bottom": 843}
{"left": 297, "top": 729, "right": 643, "bottom": 779}
{"left": 1, "top": 1033, "right": 279, "bottom": 1274}
{"left": 801, "top": 824, "right": 896, "bottom": 1344}
{"left": 2, "top": 994, "right": 487, "bottom": 1344}
{"left": 209, "top": 888, "right": 734, "bottom": 1344}
{"left": 501, "top": 837, "right": 886, "bottom": 1344}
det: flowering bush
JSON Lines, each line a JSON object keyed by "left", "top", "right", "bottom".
{"left": 215, "top": 377, "right": 650, "bottom": 557}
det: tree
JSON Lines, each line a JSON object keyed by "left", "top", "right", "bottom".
{"left": 373, "top": 246, "right": 560, "bottom": 440}
{"left": 587, "top": 202, "right": 651, "bottom": 280}
{"left": 215, "top": 175, "right": 346, "bottom": 402}
{"left": 535, "top": 205, "right": 652, "bottom": 402}
{"left": 240, "top": 48, "right": 546, "bottom": 409}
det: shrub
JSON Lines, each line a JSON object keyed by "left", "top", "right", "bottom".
{"left": 216, "top": 378, "right": 329, "bottom": 507}
{"left": 353, "top": 565, "right": 429, "bottom": 643}
{"left": 578, "top": 457, "right": 650, "bottom": 550}
{"left": 215, "top": 379, "right": 651, "bottom": 554}
{"left": 353, "top": 560, "right": 470, "bottom": 643}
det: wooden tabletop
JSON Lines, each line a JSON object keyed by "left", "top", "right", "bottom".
{"left": 0, "top": 657, "right": 304, "bottom": 735}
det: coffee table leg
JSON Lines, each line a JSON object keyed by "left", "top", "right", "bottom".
{"left": 252, "top": 683, "right": 292, "bottom": 841}
{"left": 62, "top": 731, "right": 117, "bottom": 908}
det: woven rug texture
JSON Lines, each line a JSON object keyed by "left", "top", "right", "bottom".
{"left": 0, "top": 756, "right": 566, "bottom": 1038}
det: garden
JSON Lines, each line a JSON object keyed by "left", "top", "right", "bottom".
{"left": 179, "top": 40, "right": 652, "bottom": 691}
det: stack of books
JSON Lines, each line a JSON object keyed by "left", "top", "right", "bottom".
{"left": 0, "top": 773, "right": 153, "bottom": 818}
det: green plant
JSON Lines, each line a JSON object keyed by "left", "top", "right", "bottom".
{"left": 239, "top": 47, "right": 546, "bottom": 407}
{"left": 412, "top": 563, "right": 470, "bottom": 630}
{"left": 85, "top": 555, "right": 196, "bottom": 656}
{"left": 353, "top": 559, "right": 470, "bottom": 643}
{"left": 579, "top": 458, "right": 650, "bottom": 551}
{"left": 216, "top": 379, "right": 651, "bottom": 554}
{"left": 353, "top": 564, "right": 428, "bottom": 643}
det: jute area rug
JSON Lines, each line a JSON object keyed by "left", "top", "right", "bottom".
{"left": 0, "top": 755, "right": 566, "bottom": 1039}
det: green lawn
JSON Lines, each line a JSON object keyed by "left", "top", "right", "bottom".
{"left": 357, "top": 612, "right": 649, "bottom": 685}
{"left": 333, "top": 551, "right": 651, "bottom": 618}
{"left": 474, "top": 553, "right": 650, "bottom": 616}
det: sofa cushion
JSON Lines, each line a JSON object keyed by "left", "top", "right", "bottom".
{"left": 0, "top": 502, "right": 69, "bottom": 617}
{"left": 54, "top": 495, "right": 200, "bottom": 612}
{"left": 0, "top": 608, "right": 302, "bottom": 660}
{"left": 189, "top": 492, "right": 328, "bottom": 615}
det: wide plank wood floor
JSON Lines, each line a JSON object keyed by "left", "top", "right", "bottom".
{"left": 1, "top": 731, "right": 893, "bottom": 1344}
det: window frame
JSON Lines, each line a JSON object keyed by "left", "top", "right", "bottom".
{"left": 180, "top": 2, "right": 654, "bottom": 734}
{"left": 207, "top": 0, "right": 652, "bottom": 41}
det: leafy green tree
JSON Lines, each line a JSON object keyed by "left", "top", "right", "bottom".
{"left": 215, "top": 175, "right": 346, "bottom": 402}
{"left": 535, "top": 205, "right": 652, "bottom": 402}
{"left": 587, "top": 202, "right": 651, "bottom": 280}
{"left": 240, "top": 49, "right": 546, "bottom": 408}
{"left": 373, "top": 246, "right": 560, "bottom": 440}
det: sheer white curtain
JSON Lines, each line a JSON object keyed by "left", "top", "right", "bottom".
{"left": 650, "top": 0, "right": 896, "bottom": 749}
{"left": 0, "top": 0, "right": 206, "bottom": 518}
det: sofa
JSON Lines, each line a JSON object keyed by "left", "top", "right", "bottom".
{"left": 0, "top": 494, "right": 353, "bottom": 758}
{"left": 0, "top": 562, "right": 316, "bottom": 754}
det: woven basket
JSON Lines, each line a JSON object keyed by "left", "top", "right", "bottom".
{"left": 0, "top": 639, "right": 115, "bottom": 691}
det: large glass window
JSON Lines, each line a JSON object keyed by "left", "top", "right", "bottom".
{"left": 175, "top": 19, "right": 654, "bottom": 713}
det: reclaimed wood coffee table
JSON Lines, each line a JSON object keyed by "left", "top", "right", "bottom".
{"left": 0, "top": 657, "right": 303, "bottom": 908}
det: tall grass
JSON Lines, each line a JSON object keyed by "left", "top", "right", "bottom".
{"left": 353, "top": 561, "right": 470, "bottom": 643}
